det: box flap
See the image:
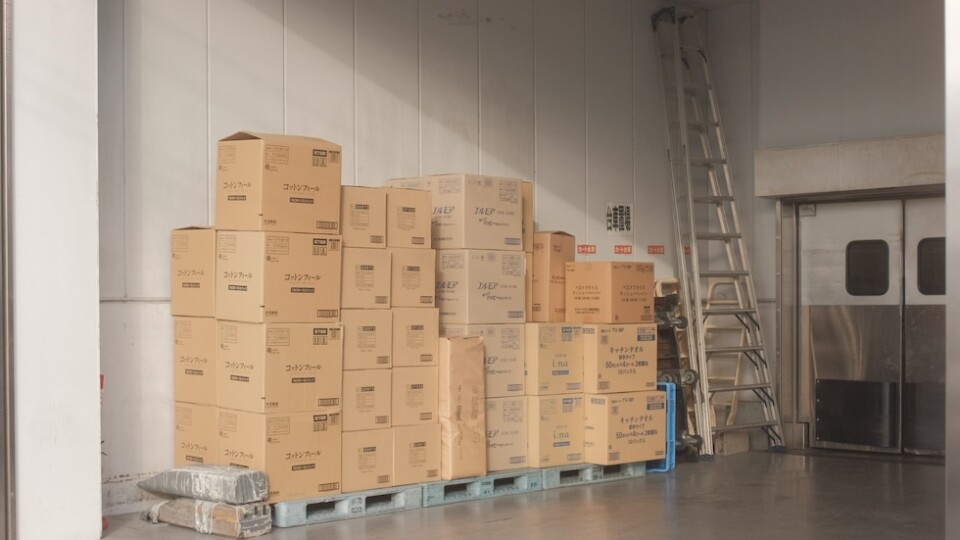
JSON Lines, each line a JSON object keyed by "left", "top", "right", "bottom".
{"left": 219, "top": 130, "right": 341, "bottom": 150}
{"left": 535, "top": 231, "right": 574, "bottom": 237}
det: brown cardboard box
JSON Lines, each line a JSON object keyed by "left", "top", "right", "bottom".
{"left": 521, "top": 181, "right": 534, "bottom": 253}
{"left": 388, "top": 175, "right": 522, "bottom": 251}
{"left": 173, "top": 317, "right": 217, "bottom": 405}
{"left": 171, "top": 228, "right": 216, "bottom": 317}
{"left": 524, "top": 323, "right": 584, "bottom": 395}
{"left": 564, "top": 262, "right": 655, "bottom": 324}
{"left": 341, "top": 247, "right": 391, "bottom": 309}
{"left": 391, "top": 248, "right": 436, "bottom": 308}
{"left": 392, "top": 366, "right": 439, "bottom": 426}
{"left": 341, "top": 186, "right": 386, "bottom": 249}
{"left": 341, "top": 309, "right": 392, "bottom": 370}
{"left": 174, "top": 402, "right": 218, "bottom": 466}
{"left": 218, "top": 409, "right": 342, "bottom": 503}
{"left": 582, "top": 324, "right": 658, "bottom": 393}
{"left": 440, "top": 324, "right": 524, "bottom": 398}
{"left": 217, "top": 322, "right": 342, "bottom": 413}
{"left": 435, "top": 250, "right": 526, "bottom": 325}
{"left": 531, "top": 232, "right": 575, "bottom": 322}
{"left": 527, "top": 395, "right": 584, "bottom": 468}
{"left": 393, "top": 424, "right": 441, "bottom": 485}
{"left": 438, "top": 337, "right": 487, "bottom": 480}
{"left": 341, "top": 429, "right": 394, "bottom": 493}
{"left": 524, "top": 252, "right": 533, "bottom": 320}
{"left": 486, "top": 397, "right": 528, "bottom": 471}
{"left": 584, "top": 391, "right": 666, "bottom": 465}
{"left": 215, "top": 131, "right": 341, "bottom": 234}
{"left": 392, "top": 308, "right": 440, "bottom": 367}
{"left": 216, "top": 231, "right": 342, "bottom": 323}
{"left": 342, "top": 369, "right": 392, "bottom": 431}
{"left": 385, "top": 187, "right": 432, "bottom": 249}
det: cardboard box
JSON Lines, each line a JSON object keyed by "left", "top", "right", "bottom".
{"left": 525, "top": 252, "right": 533, "bottom": 321}
{"left": 486, "top": 397, "right": 528, "bottom": 471}
{"left": 565, "top": 262, "right": 655, "bottom": 324}
{"left": 392, "top": 308, "right": 440, "bottom": 367}
{"left": 438, "top": 337, "right": 487, "bottom": 480}
{"left": 441, "top": 324, "right": 524, "bottom": 398}
{"left": 215, "top": 131, "right": 341, "bottom": 234}
{"left": 584, "top": 391, "right": 666, "bottom": 465}
{"left": 341, "top": 186, "right": 386, "bottom": 249}
{"left": 527, "top": 395, "right": 584, "bottom": 468}
{"left": 531, "top": 231, "right": 575, "bottom": 322}
{"left": 341, "top": 309, "right": 392, "bottom": 370}
{"left": 341, "top": 429, "right": 394, "bottom": 493}
{"left": 582, "top": 324, "right": 658, "bottom": 393}
{"left": 388, "top": 175, "right": 522, "bottom": 251}
{"left": 216, "top": 231, "right": 342, "bottom": 323}
{"left": 174, "top": 402, "right": 218, "bottom": 466}
{"left": 524, "top": 323, "right": 584, "bottom": 395}
{"left": 173, "top": 317, "right": 217, "bottom": 405}
{"left": 436, "top": 250, "right": 526, "bottom": 325}
{"left": 391, "top": 248, "right": 436, "bottom": 308}
{"left": 218, "top": 409, "right": 342, "bottom": 503}
{"left": 341, "top": 247, "right": 391, "bottom": 309}
{"left": 385, "top": 187, "right": 432, "bottom": 249}
{"left": 392, "top": 366, "right": 439, "bottom": 426}
{"left": 521, "top": 181, "right": 533, "bottom": 253}
{"left": 171, "top": 228, "right": 216, "bottom": 317}
{"left": 217, "top": 322, "right": 343, "bottom": 413}
{"left": 393, "top": 424, "right": 441, "bottom": 486}
{"left": 342, "top": 369, "right": 392, "bottom": 431}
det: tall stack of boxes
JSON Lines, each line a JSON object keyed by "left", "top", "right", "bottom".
{"left": 389, "top": 174, "right": 527, "bottom": 476}
{"left": 171, "top": 132, "right": 346, "bottom": 504}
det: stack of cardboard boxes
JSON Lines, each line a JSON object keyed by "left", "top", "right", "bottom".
{"left": 388, "top": 174, "right": 528, "bottom": 477}
{"left": 338, "top": 184, "right": 442, "bottom": 491}
{"left": 172, "top": 132, "right": 346, "bottom": 504}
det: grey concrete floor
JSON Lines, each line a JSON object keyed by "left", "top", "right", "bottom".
{"left": 104, "top": 451, "right": 944, "bottom": 540}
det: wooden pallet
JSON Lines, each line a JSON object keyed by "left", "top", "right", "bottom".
{"left": 421, "top": 468, "right": 543, "bottom": 508}
{"left": 272, "top": 485, "right": 422, "bottom": 528}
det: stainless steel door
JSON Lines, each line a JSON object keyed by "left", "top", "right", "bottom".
{"left": 799, "top": 200, "right": 903, "bottom": 452}
{"left": 903, "top": 198, "right": 945, "bottom": 455}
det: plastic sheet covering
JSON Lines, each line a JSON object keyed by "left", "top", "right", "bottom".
{"left": 137, "top": 465, "right": 268, "bottom": 504}
{"left": 144, "top": 498, "right": 272, "bottom": 538}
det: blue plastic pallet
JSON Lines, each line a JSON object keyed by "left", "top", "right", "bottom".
{"left": 272, "top": 484, "right": 422, "bottom": 528}
{"left": 648, "top": 381, "right": 677, "bottom": 473}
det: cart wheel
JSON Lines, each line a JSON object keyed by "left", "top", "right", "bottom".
{"left": 674, "top": 316, "right": 688, "bottom": 329}
{"left": 681, "top": 369, "right": 698, "bottom": 386}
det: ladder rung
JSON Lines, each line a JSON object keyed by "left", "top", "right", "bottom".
{"left": 701, "top": 307, "right": 757, "bottom": 316}
{"left": 705, "top": 326, "right": 747, "bottom": 333}
{"left": 699, "top": 270, "right": 748, "bottom": 278}
{"left": 713, "top": 421, "right": 778, "bottom": 434}
{"left": 705, "top": 345, "right": 764, "bottom": 354}
{"left": 709, "top": 383, "right": 772, "bottom": 393}
{"left": 694, "top": 232, "right": 741, "bottom": 241}
{"left": 673, "top": 120, "right": 719, "bottom": 132}
{"left": 693, "top": 195, "right": 734, "bottom": 203}
{"left": 690, "top": 157, "right": 726, "bottom": 167}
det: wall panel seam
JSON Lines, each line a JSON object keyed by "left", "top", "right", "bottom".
{"left": 121, "top": 0, "right": 128, "bottom": 298}
{"left": 205, "top": 0, "right": 212, "bottom": 226}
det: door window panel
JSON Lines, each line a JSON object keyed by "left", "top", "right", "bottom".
{"left": 846, "top": 240, "right": 889, "bottom": 296}
{"left": 917, "top": 237, "right": 945, "bottom": 295}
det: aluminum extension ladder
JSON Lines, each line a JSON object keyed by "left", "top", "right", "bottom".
{"left": 651, "top": 6, "right": 784, "bottom": 456}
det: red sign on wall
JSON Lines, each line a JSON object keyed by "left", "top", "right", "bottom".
{"left": 647, "top": 245, "right": 665, "bottom": 255}
{"left": 577, "top": 244, "right": 597, "bottom": 255}
{"left": 614, "top": 245, "right": 633, "bottom": 255}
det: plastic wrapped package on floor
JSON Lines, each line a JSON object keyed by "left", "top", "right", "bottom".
{"left": 137, "top": 465, "right": 268, "bottom": 504}
{"left": 144, "top": 498, "right": 271, "bottom": 538}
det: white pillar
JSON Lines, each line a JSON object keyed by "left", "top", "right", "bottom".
{"left": 946, "top": 0, "right": 960, "bottom": 533}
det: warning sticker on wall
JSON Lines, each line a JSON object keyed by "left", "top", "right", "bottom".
{"left": 606, "top": 203, "right": 633, "bottom": 235}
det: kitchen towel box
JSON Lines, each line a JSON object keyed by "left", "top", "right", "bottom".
{"left": 388, "top": 174, "right": 522, "bottom": 251}
{"left": 441, "top": 324, "right": 525, "bottom": 398}
{"left": 341, "top": 309, "right": 392, "bottom": 370}
{"left": 216, "top": 230, "right": 342, "bottom": 323}
{"left": 524, "top": 323, "right": 583, "bottom": 396}
{"left": 392, "top": 308, "right": 440, "bottom": 367}
{"left": 582, "top": 324, "right": 657, "bottom": 394}
{"left": 215, "top": 131, "right": 341, "bottom": 234}
{"left": 216, "top": 321, "right": 342, "bottom": 413}
{"left": 584, "top": 390, "right": 666, "bottom": 465}
{"left": 217, "top": 409, "right": 342, "bottom": 503}
{"left": 171, "top": 227, "right": 216, "bottom": 317}
{"left": 564, "top": 262, "right": 654, "bottom": 324}
{"left": 531, "top": 231, "right": 575, "bottom": 322}
{"left": 435, "top": 250, "right": 525, "bottom": 325}
{"left": 173, "top": 316, "right": 217, "bottom": 406}
{"left": 438, "top": 336, "right": 487, "bottom": 480}
{"left": 340, "top": 186, "right": 386, "bottom": 249}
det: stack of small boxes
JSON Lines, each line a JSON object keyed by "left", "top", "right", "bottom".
{"left": 172, "top": 132, "right": 346, "bottom": 504}
{"left": 337, "top": 184, "right": 442, "bottom": 492}
{"left": 388, "top": 174, "right": 528, "bottom": 477}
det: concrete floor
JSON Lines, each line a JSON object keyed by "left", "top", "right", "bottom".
{"left": 104, "top": 451, "right": 944, "bottom": 540}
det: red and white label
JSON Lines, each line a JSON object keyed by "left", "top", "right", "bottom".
{"left": 647, "top": 245, "right": 665, "bottom": 255}
{"left": 614, "top": 245, "right": 633, "bottom": 255}
{"left": 683, "top": 246, "right": 692, "bottom": 256}
{"left": 577, "top": 244, "right": 597, "bottom": 255}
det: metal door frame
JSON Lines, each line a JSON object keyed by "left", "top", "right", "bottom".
{"left": 776, "top": 187, "right": 945, "bottom": 452}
